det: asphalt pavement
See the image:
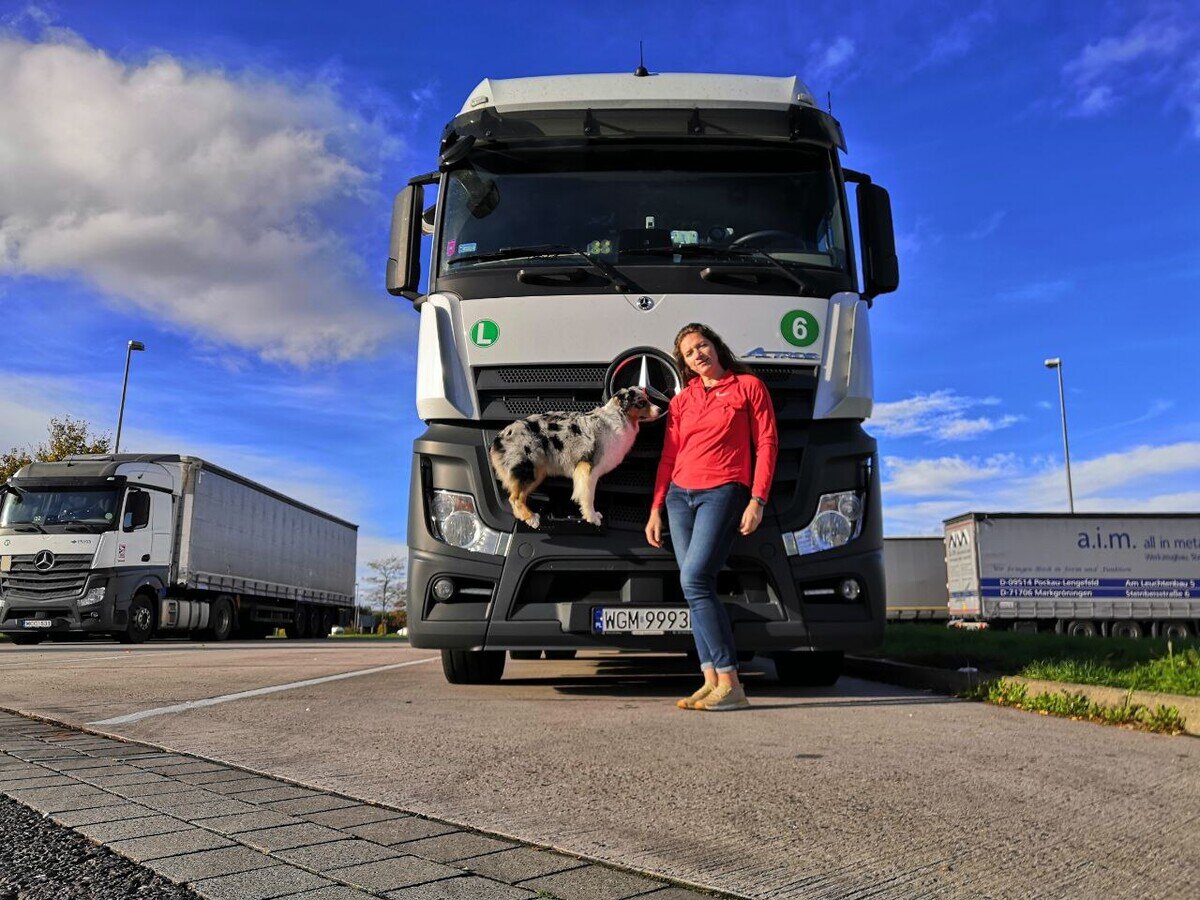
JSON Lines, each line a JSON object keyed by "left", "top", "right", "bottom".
{"left": 1, "top": 639, "right": 1197, "bottom": 899}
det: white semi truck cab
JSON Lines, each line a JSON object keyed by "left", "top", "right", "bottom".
{"left": 387, "top": 73, "right": 899, "bottom": 684}
{"left": 0, "top": 455, "right": 356, "bottom": 644}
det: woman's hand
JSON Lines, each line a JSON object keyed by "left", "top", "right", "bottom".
{"left": 739, "top": 500, "right": 763, "bottom": 535}
{"left": 645, "top": 507, "right": 664, "bottom": 548}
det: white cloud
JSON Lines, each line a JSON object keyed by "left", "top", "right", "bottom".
{"left": 0, "top": 31, "right": 405, "bottom": 364}
{"left": 967, "top": 210, "right": 1005, "bottom": 240}
{"left": 883, "top": 454, "right": 1016, "bottom": 497}
{"left": 809, "top": 36, "right": 855, "bottom": 82}
{"left": 871, "top": 390, "right": 1022, "bottom": 441}
{"left": 996, "top": 278, "right": 1074, "bottom": 303}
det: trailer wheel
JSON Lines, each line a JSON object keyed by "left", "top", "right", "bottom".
{"left": 318, "top": 608, "right": 334, "bottom": 639}
{"left": 1155, "top": 621, "right": 1192, "bottom": 640}
{"left": 8, "top": 633, "right": 45, "bottom": 645}
{"left": 1109, "top": 621, "right": 1143, "bottom": 640}
{"left": 1065, "top": 620, "right": 1098, "bottom": 638}
{"left": 207, "top": 597, "right": 234, "bottom": 642}
{"left": 441, "top": 649, "right": 506, "bottom": 684}
{"left": 285, "top": 605, "right": 308, "bottom": 639}
{"left": 118, "top": 594, "right": 155, "bottom": 644}
{"left": 543, "top": 650, "right": 577, "bottom": 660}
{"left": 772, "top": 651, "right": 843, "bottom": 687}
{"left": 509, "top": 651, "right": 542, "bottom": 660}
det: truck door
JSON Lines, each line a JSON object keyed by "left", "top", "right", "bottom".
{"left": 149, "top": 492, "right": 173, "bottom": 566}
{"left": 119, "top": 489, "right": 155, "bottom": 567}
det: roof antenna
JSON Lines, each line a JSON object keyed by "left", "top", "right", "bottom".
{"left": 634, "top": 41, "right": 649, "bottom": 77}
{"left": 827, "top": 91, "right": 833, "bottom": 114}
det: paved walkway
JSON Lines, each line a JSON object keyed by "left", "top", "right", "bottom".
{"left": 0, "top": 710, "right": 717, "bottom": 900}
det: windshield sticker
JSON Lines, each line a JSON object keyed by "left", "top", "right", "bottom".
{"left": 780, "top": 310, "right": 820, "bottom": 347}
{"left": 446, "top": 239, "right": 457, "bottom": 257}
{"left": 459, "top": 242, "right": 476, "bottom": 254}
{"left": 469, "top": 319, "right": 499, "bottom": 347}
{"left": 745, "top": 347, "right": 820, "bottom": 361}
{"left": 670, "top": 230, "right": 699, "bottom": 245}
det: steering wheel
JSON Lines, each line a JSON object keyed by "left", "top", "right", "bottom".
{"left": 731, "top": 229, "right": 799, "bottom": 248}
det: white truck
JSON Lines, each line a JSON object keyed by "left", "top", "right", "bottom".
{"left": 883, "top": 537, "right": 949, "bottom": 621}
{"left": 945, "top": 512, "right": 1198, "bottom": 639}
{"left": 0, "top": 455, "right": 357, "bottom": 644}
{"left": 387, "top": 72, "right": 899, "bottom": 684}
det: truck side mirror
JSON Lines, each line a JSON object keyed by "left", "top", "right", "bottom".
{"left": 123, "top": 490, "right": 151, "bottom": 532}
{"left": 386, "top": 184, "right": 424, "bottom": 301}
{"left": 857, "top": 183, "right": 899, "bottom": 299}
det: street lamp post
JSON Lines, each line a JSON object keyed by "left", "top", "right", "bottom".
{"left": 115, "top": 340, "right": 146, "bottom": 453}
{"left": 1043, "top": 357, "right": 1075, "bottom": 513}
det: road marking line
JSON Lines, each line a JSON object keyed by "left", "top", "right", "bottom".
{"left": 87, "top": 656, "right": 439, "bottom": 725}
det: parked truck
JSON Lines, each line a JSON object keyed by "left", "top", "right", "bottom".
{"left": 884, "top": 537, "right": 948, "bottom": 621}
{"left": 0, "top": 455, "right": 357, "bottom": 644}
{"left": 387, "top": 72, "right": 899, "bottom": 685}
{"left": 945, "top": 512, "right": 1198, "bottom": 639}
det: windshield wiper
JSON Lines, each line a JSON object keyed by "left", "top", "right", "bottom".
{"left": 635, "top": 243, "right": 810, "bottom": 295}
{"left": 11, "top": 523, "right": 47, "bottom": 534}
{"left": 63, "top": 522, "right": 101, "bottom": 533}
{"left": 449, "top": 244, "right": 634, "bottom": 291}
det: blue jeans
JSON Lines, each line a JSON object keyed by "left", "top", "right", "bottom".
{"left": 665, "top": 482, "right": 747, "bottom": 673}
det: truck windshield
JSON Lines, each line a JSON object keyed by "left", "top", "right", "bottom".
{"left": 0, "top": 488, "right": 122, "bottom": 533}
{"left": 439, "top": 145, "right": 847, "bottom": 278}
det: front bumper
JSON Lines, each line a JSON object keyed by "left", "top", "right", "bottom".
{"left": 0, "top": 573, "right": 121, "bottom": 634}
{"left": 406, "top": 420, "right": 885, "bottom": 653}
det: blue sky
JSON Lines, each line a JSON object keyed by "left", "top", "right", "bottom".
{"left": 1, "top": 0, "right": 1198, "bottom": 576}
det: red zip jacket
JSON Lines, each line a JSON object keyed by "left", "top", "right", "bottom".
{"left": 652, "top": 371, "right": 778, "bottom": 509}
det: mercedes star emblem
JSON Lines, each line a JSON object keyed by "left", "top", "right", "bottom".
{"left": 603, "top": 347, "right": 682, "bottom": 409}
{"left": 33, "top": 550, "right": 56, "bottom": 571}
{"left": 636, "top": 296, "right": 655, "bottom": 311}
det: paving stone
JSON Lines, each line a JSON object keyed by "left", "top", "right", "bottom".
{"left": 43, "top": 757, "right": 124, "bottom": 771}
{"left": 207, "top": 776, "right": 287, "bottom": 795}
{"left": 0, "top": 773, "right": 77, "bottom": 789}
{"left": 83, "top": 770, "right": 173, "bottom": 786}
{"left": 141, "top": 761, "right": 228, "bottom": 775}
{"left": 344, "top": 818, "right": 457, "bottom": 846}
{"left": 175, "top": 769, "right": 261, "bottom": 786}
{"left": 144, "top": 845, "right": 275, "bottom": 883}
{"left": 76, "top": 813, "right": 192, "bottom": 843}
{"left": 192, "top": 863, "right": 334, "bottom": 900}
{"left": 283, "top": 887, "right": 378, "bottom": 900}
{"left": 235, "top": 822, "right": 347, "bottom": 852}
{"left": 264, "top": 794, "right": 359, "bottom": 815}
{"left": 399, "top": 832, "right": 516, "bottom": 863}
{"left": 13, "top": 785, "right": 123, "bottom": 813}
{"left": 234, "top": 785, "right": 319, "bottom": 804}
{"left": 520, "top": 865, "right": 666, "bottom": 900}
{"left": 385, "top": 875, "right": 537, "bottom": 899}
{"left": 326, "top": 856, "right": 464, "bottom": 893}
{"left": 278, "top": 838, "right": 401, "bottom": 871}
{"left": 108, "top": 826, "right": 235, "bottom": 861}
{"left": 179, "top": 799, "right": 262, "bottom": 821}
{"left": 303, "top": 805, "right": 407, "bottom": 829}
{"left": 199, "top": 809, "right": 300, "bottom": 834}
{"left": 461, "top": 847, "right": 588, "bottom": 883}
{"left": 51, "top": 801, "right": 158, "bottom": 827}
{"left": 68, "top": 765, "right": 143, "bottom": 779}
{"left": 635, "top": 889, "right": 714, "bottom": 900}
{"left": 138, "top": 788, "right": 227, "bottom": 812}
{"left": 109, "top": 779, "right": 195, "bottom": 798}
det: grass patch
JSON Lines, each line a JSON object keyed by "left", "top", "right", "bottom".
{"left": 964, "top": 678, "right": 1186, "bottom": 735}
{"left": 872, "top": 624, "right": 1200, "bottom": 696}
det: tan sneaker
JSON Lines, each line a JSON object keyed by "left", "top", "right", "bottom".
{"left": 696, "top": 684, "right": 750, "bottom": 711}
{"left": 676, "top": 684, "right": 716, "bottom": 710}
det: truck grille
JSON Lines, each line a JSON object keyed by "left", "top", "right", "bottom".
{"left": 0, "top": 554, "right": 92, "bottom": 600}
{"left": 476, "top": 363, "right": 816, "bottom": 530}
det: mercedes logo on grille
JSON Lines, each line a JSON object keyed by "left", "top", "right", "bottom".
{"left": 33, "top": 550, "right": 56, "bottom": 571}
{"left": 636, "top": 296, "right": 655, "bottom": 311}
{"left": 603, "top": 347, "right": 682, "bottom": 409}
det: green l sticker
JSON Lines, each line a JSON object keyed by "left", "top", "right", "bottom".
{"left": 780, "top": 310, "right": 820, "bottom": 347}
{"left": 469, "top": 319, "right": 499, "bottom": 347}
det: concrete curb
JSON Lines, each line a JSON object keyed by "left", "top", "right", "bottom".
{"left": 846, "top": 656, "right": 1197, "bottom": 736}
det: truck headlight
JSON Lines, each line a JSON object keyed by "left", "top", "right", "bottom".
{"left": 782, "top": 491, "right": 864, "bottom": 556}
{"left": 79, "top": 587, "right": 106, "bottom": 607}
{"left": 430, "top": 490, "right": 511, "bottom": 556}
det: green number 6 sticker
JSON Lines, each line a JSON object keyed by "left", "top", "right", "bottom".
{"left": 469, "top": 319, "right": 498, "bottom": 347}
{"left": 780, "top": 310, "right": 820, "bottom": 347}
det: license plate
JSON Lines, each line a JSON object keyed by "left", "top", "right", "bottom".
{"left": 22, "top": 620, "right": 53, "bottom": 629}
{"left": 593, "top": 607, "right": 691, "bottom": 635}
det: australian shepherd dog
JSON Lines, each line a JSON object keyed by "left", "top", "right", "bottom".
{"left": 489, "top": 387, "right": 662, "bottom": 529}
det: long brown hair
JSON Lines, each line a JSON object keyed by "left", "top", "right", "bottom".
{"left": 672, "top": 323, "right": 750, "bottom": 384}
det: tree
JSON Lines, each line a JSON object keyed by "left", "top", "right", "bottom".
{"left": 1, "top": 416, "right": 112, "bottom": 483}
{"left": 364, "top": 555, "right": 408, "bottom": 630}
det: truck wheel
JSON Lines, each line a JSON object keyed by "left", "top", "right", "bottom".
{"left": 510, "top": 651, "right": 542, "bottom": 660}
{"left": 8, "top": 634, "right": 45, "bottom": 646}
{"left": 1065, "top": 620, "right": 1097, "bottom": 638}
{"left": 442, "top": 649, "right": 506, "bottom": 684}
{"left": 543, "top": 650, "right": 577, "bottom": 660}
{"left": 285, "top": 606, "right": 308, "bottom": 639}
{"left": 1109, "top": 621, "right": 1143, "bottom": 640}
{"left": 317, "top": 608, "right": 333, "bottom": 639}
{"left": 208, "top": 597, "right": 234, "bottom": 642}
{"left": 772, "top": 650, "right": 843, "bottom": 687}
{"left": 118, "top": 595, "right": 155, "bottom": 644}
{"left": 1152, "top": 624, "right": 1190, "bottom": 643}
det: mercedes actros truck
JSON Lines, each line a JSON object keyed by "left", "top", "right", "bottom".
{"left": 0, "top": 455, "right": 356, "bottom": 644}
{"left": 387, "top": 73, "right": 899, "bottom": 684}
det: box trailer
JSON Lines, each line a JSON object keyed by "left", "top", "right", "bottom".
{"left": 884, "top": 537, "right": 948, "bottom": 621}
{"left": 0, "top": 454, "right": 357, "bottom": 644}
{"left": 945, "top": 512, "right": 1198, "bottom": 639}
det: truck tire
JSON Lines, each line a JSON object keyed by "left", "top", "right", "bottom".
{"left": 543, "top": 650, "right": 577, "bottom": 660}
{"left": 118, "top": 595, "right": 155, "bottom": 644}
{"left": 1109, "top": 621, "right": 1143, "bottom": 640}
{"left": 1155, "top": 621, "right": 1192, "bottom": 640}
{"left": 442, "top": 649, "right": 506, "bottom": 684}
{"left": 510, "top": 651, "right": 542, "bottom": 660}
{"left": 317, "top": 608, "right": 333, "bottom": 639}
{"left": 8, "top": 633, "right": 45, "bottom": 646}
{"left": 285, "top": 605, "right": 308, "bottom": 639}
{"left": 207, "top": 597, "right": 235, "bottom": 642}
{"left": 772, "top": 650, "right": 843, "bottom": 687}
{"left": 1065, "top": 619, "right": 1097, "bottom": 638}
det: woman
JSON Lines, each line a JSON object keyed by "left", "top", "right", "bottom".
{"left": 645, "top": 323, "right": 778, "bottom": 711}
